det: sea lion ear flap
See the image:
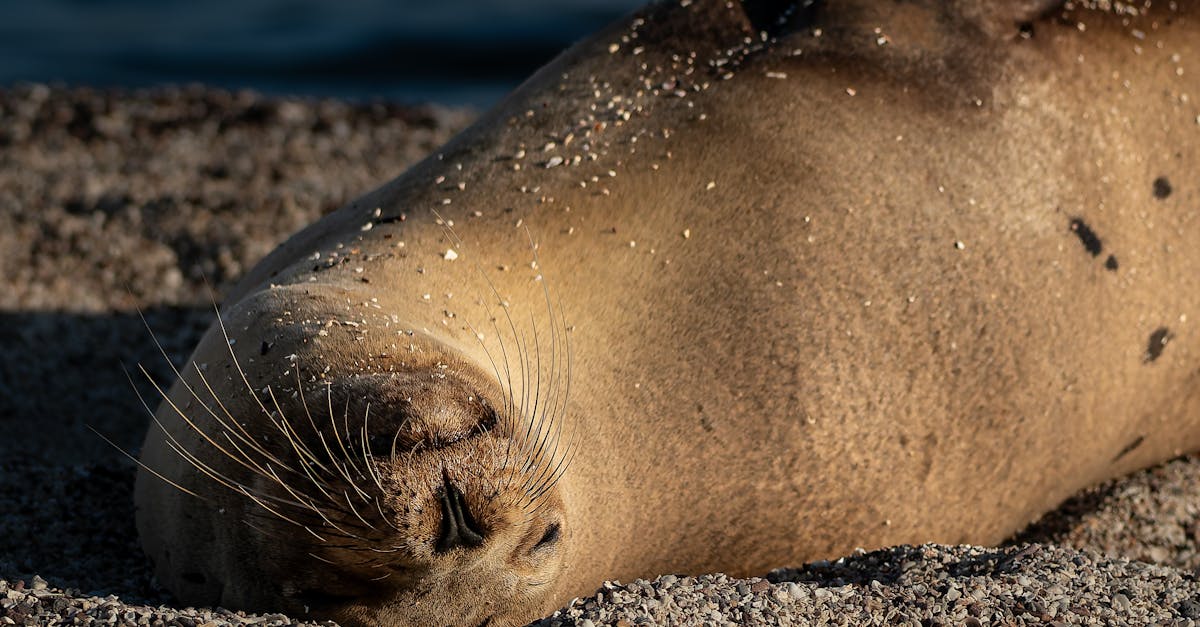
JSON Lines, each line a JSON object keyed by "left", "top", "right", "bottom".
{"left": 971, "top": 0, "right": 1066, "bottom": 38}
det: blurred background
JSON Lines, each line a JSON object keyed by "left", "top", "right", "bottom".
{"left": 0, "top": 0, "right": 643, "bottom": 106}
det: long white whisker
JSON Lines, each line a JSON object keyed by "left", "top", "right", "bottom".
{"left": 134, "top": 364, "right": 286, "bottom": 488}
{"left": 325, "top": 383, "right": 373, "bottom": 501}
{"left": 135, "top": 306, "right": 287, "bottom": 474}
{"left": 208, "top": 289, "right": 305, "bottom": 474}
{"left": 339, "top": 394, "right": 374, "bottom": 502}
{"left": 88, "top": 425, "right": 205, "bottom": 500}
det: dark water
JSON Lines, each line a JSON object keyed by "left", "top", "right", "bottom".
{"left": 0, "top": 0, "right": 642, "bottom": 106}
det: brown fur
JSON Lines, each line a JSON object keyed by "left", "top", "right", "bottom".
{"left": 136, "top": 1, "right": 1200, "bottom": 625}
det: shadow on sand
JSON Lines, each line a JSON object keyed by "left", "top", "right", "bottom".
{"left": 0, "top": 305, "right": 214, "bottom": 602}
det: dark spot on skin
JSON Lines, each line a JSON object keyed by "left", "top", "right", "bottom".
{"left": 181, "top": 572, "right": 206, "bottom": 585}
{"left": 1105, "top": 255, "right": 1119, "bottom": 271}
{"left": 374, "top": 213, "right": 406, "bottom": 225}
{"left": 1018, "top": 21, "right": 1035, "bottom": 38}
{"left": 742, "top": 0, "right": 823, "bottom": 37}
{"left": 259, "top": 340, "right": 272, "bottom": 356}
{"left": 1153, "top": 176, "right": 1173, "bottom": 199}
{"left": 1144, "top": 327, "right": 1171, "bottom": 363}
{"left": 1111, "top": 435, "right": 1145, "bottom": 462}
{"left": 1069, "top": 218, "right": 1103, "bottom": 257}
{"left": 697, "top": 404, "right": 714, "bottom": 432}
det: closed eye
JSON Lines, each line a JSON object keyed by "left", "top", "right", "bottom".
{"left": 533, "top": 522, "right": 560, "bottom": 551}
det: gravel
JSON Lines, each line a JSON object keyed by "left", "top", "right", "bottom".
{"left": 0, "top": 577, "right": 334, "bottom": 627}
{"left": 3, "top": 84, "right": 1200, "bottom": 625}
{"left": 536, "top": 544, "right": 1200, "bottom": 626}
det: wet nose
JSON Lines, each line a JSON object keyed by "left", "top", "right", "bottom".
{"left": 435, "top": 470, "right": 485, "bottom": 552}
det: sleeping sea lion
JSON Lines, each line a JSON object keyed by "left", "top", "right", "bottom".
{"left": 135, "top": 1, "right": 1200, "bottom": 625}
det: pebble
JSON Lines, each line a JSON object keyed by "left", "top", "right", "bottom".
{"left": 0, "top": 579, "right": 334, "bottom": 626}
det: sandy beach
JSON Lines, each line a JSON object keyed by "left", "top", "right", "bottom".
{"left": 2, "top": 84, "right": 1200, "bottom": 625}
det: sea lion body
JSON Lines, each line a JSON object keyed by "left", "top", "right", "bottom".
{"left": 136, "top": 1, "right": 1200, "bottom": 625}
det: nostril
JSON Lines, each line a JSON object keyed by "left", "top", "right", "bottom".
{"left": 436, "top": 471, "right": 486, "bottom": 552}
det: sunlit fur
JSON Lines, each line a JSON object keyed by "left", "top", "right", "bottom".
{"left": 133, "top": 1, "right": 1200, "bottom": 625}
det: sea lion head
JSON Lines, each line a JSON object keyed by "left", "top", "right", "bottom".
{"left": 137, "top": 286, "right": 574, "bottom": 627}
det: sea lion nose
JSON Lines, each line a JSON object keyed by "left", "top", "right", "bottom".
{"left": 435, "top": 470, "right": 485, "bottom": 552}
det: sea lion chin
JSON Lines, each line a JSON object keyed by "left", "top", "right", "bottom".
{"left": 137, "top": 0, "right": 1200, "bottom": 625}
